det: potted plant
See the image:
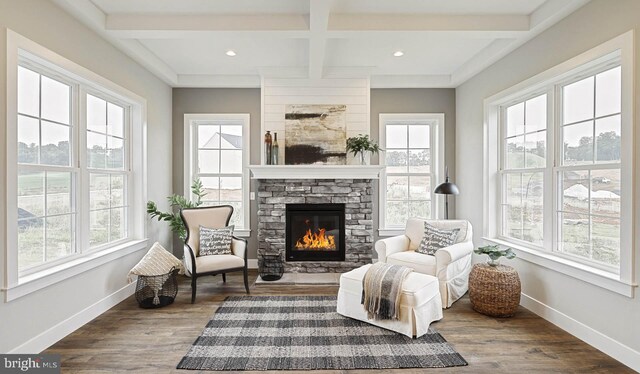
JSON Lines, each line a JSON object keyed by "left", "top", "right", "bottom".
{"left": 346, "top": 134, "right": 382, "bottom": 165}
{"left": 147, "top": 178, "right": 206, "bottom": 240}
{"left": 474, "top": 245, "right": 516, "bottom": 266}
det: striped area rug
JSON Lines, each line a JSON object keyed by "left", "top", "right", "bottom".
{"left": 177, "top": 295, "right": 467, "bottom": 371}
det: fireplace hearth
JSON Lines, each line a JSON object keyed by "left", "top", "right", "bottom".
{"left": 286, "top": 204, "right": 345, "bottom": 262}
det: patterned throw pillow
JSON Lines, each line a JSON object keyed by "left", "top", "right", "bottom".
{"left": 416, "top": 222, "right": 460, "bottom": 255}
{"left": 199, "top": 225, "right": 234, "bottom": 256}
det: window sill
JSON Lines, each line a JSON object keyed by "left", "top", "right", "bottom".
{"left": 483, "top": 237, "right": 637, "bottom": 298}
{"left": 378, "top": 229, "right": 404, "bottom": 237}
{"left": 2, "top": 239, "right": 148, "bottom": 302}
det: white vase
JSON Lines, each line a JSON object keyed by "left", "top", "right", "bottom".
{"left": 359, "top": 152, "right": 369, "bottom": 165}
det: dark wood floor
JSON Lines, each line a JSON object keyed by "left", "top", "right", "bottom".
{"left": 46, "top": 270, "right": 633, "bottom": 373}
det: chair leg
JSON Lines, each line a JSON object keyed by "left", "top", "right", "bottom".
{"left": 222, "top": 273, "right": 226, "bottom": 283}
{"left": 243, "top": 267, "right": 250, "bottom": 294}
{"left": 191, "top": 275, "right": 197, "bottom": 304}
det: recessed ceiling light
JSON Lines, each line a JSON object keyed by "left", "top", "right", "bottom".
{"left": 226, "top": 50, "right": 237, "bottom": 57}
{"left": 393, "top": 51, "right": 404, "bottom": 57}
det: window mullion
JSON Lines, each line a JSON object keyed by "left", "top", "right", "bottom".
{"left": 78, "top": 87, "right": 90, "bottom": 254}
{"left": 544, "top": 87, "right": 556, "bottom": 252}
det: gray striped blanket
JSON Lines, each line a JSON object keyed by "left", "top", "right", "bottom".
{"left": 361, "top": 262, "right": 413, "bottom": 320}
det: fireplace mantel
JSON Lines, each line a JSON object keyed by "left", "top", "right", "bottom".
{"left": 249, "top": 165, "right": 384, "bottom": 180}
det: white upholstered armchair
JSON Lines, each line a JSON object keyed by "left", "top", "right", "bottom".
{"left": 180, "top": 205, "right": 249, "bottom": 303}
{"left": 375, "top": 218, "right": 474, "bottom": 308}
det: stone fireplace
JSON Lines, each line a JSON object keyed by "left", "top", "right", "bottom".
{"left": 253, "top": 166, "right": 381, "bottom": 273}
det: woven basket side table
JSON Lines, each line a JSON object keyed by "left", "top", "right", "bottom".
{"left": 469, "top": 263, "right": 521, "bottom": 317}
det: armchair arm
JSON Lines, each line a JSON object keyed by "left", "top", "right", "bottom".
{"left": 435, "top": 241, "right": 473, "bottom": 270}
{"left": 231, "top": 236, "right": 248, "bottom": 264}
{"left": 183, "top": 243, "right": 196, "bottom": 276}
{"left": 375, "top": 235, "right": 410, "bottom": 262}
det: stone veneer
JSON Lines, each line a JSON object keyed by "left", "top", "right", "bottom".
{"left": 257, "top": 179, "right": 374, "bottom": 273}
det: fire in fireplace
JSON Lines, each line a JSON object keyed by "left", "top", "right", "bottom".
{"left": 286, "top": 203, "right": 345, "bottom": 262}
{"left": 295, "top": 225, "right": 336, "bottom": 250}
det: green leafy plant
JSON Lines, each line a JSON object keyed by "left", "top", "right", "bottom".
{"left": 346, "top": 134, "right": 382, "bottom": 159}
{"left": 474, "top": 245, "right": 516, "bottom": 266}
{"left": 147, "top": 178, "right": 207, "bottom": 240}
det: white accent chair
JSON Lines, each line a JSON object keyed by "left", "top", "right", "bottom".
{"left": 375, "top": 218, "right": 473, "bottom": 308}
{"left": 180, "top": 205, "right": 249, "bottom": 303}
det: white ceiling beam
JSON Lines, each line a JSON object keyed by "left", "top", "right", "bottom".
{"left": 258, "top": 67, "right": 308, "bottom": 79}
{"left": 326, "top": 30, "right": 526, "bottom": 39}
{"left": 105, "top": 30, "right": 311, "bottom": 40}
{"left": 450, "top": 39, "right": 517, "bottom": 86}
{"left": 51, "top": 0, "right": 178, "bottom": 85}
{"left": 323, "top": 66, "right": 375, "bottom": 79}
{"left": 329, "top": 14, "right": 530, "bottom": 33}
{"left": 308, "top": 0, "right": 334, "bottom": 80}
{"left": 107, "top": 14, "right": 308, "bottom": 31}
{"left": 102, "top": 13, "right": 532, "bottom": 39}
{"left": 450, "top": 0, "right": 591, "bottom": 86}
{"left": 529, "top": 0, "right": 590, "bottom": 30}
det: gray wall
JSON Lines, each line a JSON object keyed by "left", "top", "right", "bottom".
{"left": 0, "top": 0, "right": 173, "bottom": 352}
{"left": 172, "top": 88, "right": 456, "bottom": 259}
{"left": 172, "top": 88, "right": 262, "bottom": 259}
{"left": 456, "top": 0, "right": 640, "bottom": 367}
{"left": 370, "top": 88, "right": 457, "bottom": 243}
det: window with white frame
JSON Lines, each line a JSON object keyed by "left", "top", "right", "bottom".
{"left": 17, "top": 65, "right": 76, "bottom": 271}
{"left": 5, "top": 32, "right": 148, "bottom": 294}
{"left": 557, "top": 66, "right": 622, "bottom": 267}
{"left": 379, "top": 114, "right": 443, "bottom": 232}
{"left": 184, "top": 114, "right": 250, "bottom": 233}
{"left": 501, "top": 93, "right": 547, "bottom": 247}
{"left": 487, "top": 32, "right": 634, "bottom": 287}
{"left": 86, "top": 93, "right": 129, "bottom": 248}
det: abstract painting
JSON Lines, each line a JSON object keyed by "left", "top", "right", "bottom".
{"left": 284, "top": 104, "right": 347, "bottom": 165}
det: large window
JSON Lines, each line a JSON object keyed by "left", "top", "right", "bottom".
{"left": 379, "top": 114, "right": 444, "bottom": 233}
{"left": 501, "top": 94, "right": 547, "bottom": 247}
{"left": 486, "top": 32, "right": 633, "bottom": 291}
{"left": 498, "top": 65, "right": 623, "bottom": 271}
{"left": 86, "top": 93, "right": 129, "bottom": 248}
{"left": 16, "top": 64, "right": 133, "bottom": 274}
{"left": 6, "top": 30, "right": 147, "bottom": 298}
{"left": 558, "top": 67, "right": 622, "bottom": 266}
{"left": 184, "top": 114, "right": 250, "bottom": 234}
{"left": 17, "top": 66, "right": 76, "bottom": 270}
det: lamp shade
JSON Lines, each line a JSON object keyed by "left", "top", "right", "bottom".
{"left": 434, "top": 181, "right": 459, "bottom": 195}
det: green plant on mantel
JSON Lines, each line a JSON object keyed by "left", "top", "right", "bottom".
{"left": 474, "top": 245, "right": 516, "bottom": 266}
{"left": 147, "top": 178, "right": 206, "bottom": 240}
{"left": 346, "top": 134, "right": 382, "bottom": 165}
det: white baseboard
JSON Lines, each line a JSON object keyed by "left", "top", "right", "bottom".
{"left": 520, "top": 293, "right": 640, "bottom": 371}
{"left": 248, "top": 259, "right": 258, "bottom": 269}
{"left": 8, "top": 282, "right": 136, "bottom": 353}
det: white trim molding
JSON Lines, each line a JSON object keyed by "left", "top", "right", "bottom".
{"left": 8, "top": 281, "right": 137, "bottom": 353}
{"left": 521, "top": 294, "right": 640, "bottom": 372}
{"left": 249, "top": 165, "right": 384, "bottom": 180}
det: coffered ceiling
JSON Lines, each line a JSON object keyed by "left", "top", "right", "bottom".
{"left": 52, "top": 0, "right": 590, "bottom": 88}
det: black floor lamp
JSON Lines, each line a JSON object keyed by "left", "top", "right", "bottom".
{"left": 434, "top": 167, "right": 459, "bottom": 219}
